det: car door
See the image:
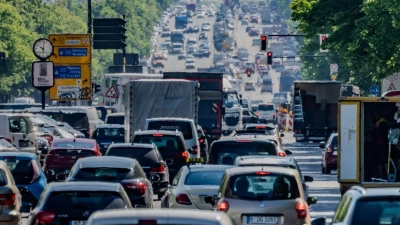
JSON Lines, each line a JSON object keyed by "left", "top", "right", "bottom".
{"left": 166, "top": 168, "right": 184, "bottom": 208}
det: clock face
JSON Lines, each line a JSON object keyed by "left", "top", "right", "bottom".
{"left": 33, "top": 39, "right": 53, "bottom": 59}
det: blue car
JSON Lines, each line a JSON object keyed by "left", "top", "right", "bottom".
{"left": 90, "top": 124, "right": 125, "bottom": 154}
{"left": 0, "top": 152, "right": 47, "bottom": 208}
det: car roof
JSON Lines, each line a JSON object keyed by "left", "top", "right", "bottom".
{"left": 347, "top": 186, "right": 400, "bottom": 198}
{"left": 76, "top": 156, "right": 136, "bottom": 169}
{"left": 0, "top": 152, "right": 37, "bottom": 159}
{"left": 47, "top": 181, "right": 122, "bottom": 192}
{"left": 96, "top": 124, "right": 124, "bottom": 129}
{"left": 146, "top": 117, "right": 194, "bottom": 122}
{"left": 134, "top": 130, "right": 184, "bottom": 137}
{"left": 235, "top": 156, "right": 295, "bottom": 166}
{"left": 88, "top": 209, "right": 234, "bottom": 224}
{"left": 244, "top": 123, "right": 275, "bottom": 128}
{"left": 110, "top": 143, "right": 155, "bottom": 149}
{"left": 226, "top": 166, "right": 297, "bottom": 176}
{"left": 52, "top": 138, "right": 96, "bottom": 144}
{"left": 183, "top": 165, "right": 234, "bottom": 172}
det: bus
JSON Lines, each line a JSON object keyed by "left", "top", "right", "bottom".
{"left": 102, "top": 73, "right": 163, "bottom": 112}
{"left": 222, "top": 77, "right": 241, "bottom": 109}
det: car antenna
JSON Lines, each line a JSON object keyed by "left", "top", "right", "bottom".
{"left": 261, "top": 156, "right": 264, "bottom": 171}
{"left": 73, "top": 138, "right": 76, "bottom": 142}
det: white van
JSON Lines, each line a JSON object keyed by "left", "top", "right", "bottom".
{"left": 0, "top": 113, "right": 36, "bottom": 152}
{"left": 256, "top": 103, "right": 276, "bottom": 124}
{"left": 222, "top": 107, "right": 243, "bottom": 135}
{"left": 47, "top": 106, "right": 103, "bottom": 136}
{"left": 144, "top": 118, "right": 200, "bottom": 158}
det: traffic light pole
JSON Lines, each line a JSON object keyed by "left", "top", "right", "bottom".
{"left": 88, "top": 0, "right": 92, "bottom": 34}
{"left": 123, "top": 15, "right": 126, "bottom": 73}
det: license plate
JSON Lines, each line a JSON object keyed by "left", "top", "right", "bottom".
{"left": 70, "top": 221, "right": 87, "bottom": 225}
{"left": 248, "top": 216, "right": 278, "bottom": 224}
{"left": 19, "top": 141, "right": 29, "bottom": 147}
{"left": 333, "top": 151, "right": 338, "bottom": 156}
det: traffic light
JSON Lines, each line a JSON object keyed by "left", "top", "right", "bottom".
{"left": 260, "top": 35, "right": 268, "bottom": 52}
{"left": 93, "top": 18, "right": 127, "bottom": 49}
{"left": 267, "top": 52, "right": 273, "bottom": 65}
{"left": 319, "top": 34, "right": 329, "bottom": 52}
{"left": 246, "top": 69, "right": 252, "bottom": 77}
{"left": 92, "top": 82, "right": 101, "bottom": 94}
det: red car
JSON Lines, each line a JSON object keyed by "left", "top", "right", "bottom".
{"left": 43, "top": 138, "right": 101, "bottom": 182}
{"left": 320, "top": 133, "right": 338, "bottom": 174}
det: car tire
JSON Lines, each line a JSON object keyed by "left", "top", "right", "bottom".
{"left": 321, "top": 164, "right": 326, "bottom": 174}
{"left": 325, "top": 166, "right": 332, "bottom": 174}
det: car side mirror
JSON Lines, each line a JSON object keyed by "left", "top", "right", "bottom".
{"left": 319, "top": 143, "right": 325, "bottom": 149}
{"left": 307, "top": 196, "right": 317, "bottom": 205}
{"left": 284, "top": 149, "right": 292, "bottom": 155}
{"left": 304, "top": 176, "right": 314, "bottom": 182}
{"left": 20, "top": 203, "right": 32, "bottom": 213}
{"left": 150, "top": 174, "right": 161, "bottom": 182}
{"left": 311, "top": 218, "right": 326, "bottom": 225}
{"left": 280, "top": 133, "right": 284, "bottom": 137}
{"left": 166, "top": 159, "right": 173, "bottom": 166}
{"left": 159, "top": 181, "right": 170, "bottom": 189}
{"left": 239, "top": 94, "right": 242, "bottom": 98}
{"left": 204, "top": 196, "right": 216, "bottom": 208}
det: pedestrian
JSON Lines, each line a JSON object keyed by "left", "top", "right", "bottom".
{"left": 371, "top": 110, "right": 390, "bottom": 179}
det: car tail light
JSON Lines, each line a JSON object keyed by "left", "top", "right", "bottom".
{"left": 255, "top": 171, "right": 270, "bottom": 175}
{"left": 181, "top": 151, "right": 189, "bottom": 159}
{"left": 278, "top": 152, "right": 286, "bottom": 157}
{"left": 217, "top": 200, "right": 229, "bottom": 212}
{"left": 199, "top": 138, "right": 204, "bottom": 143}
{"left": 0, "top": 194, "right": 15, "bottom": 205}
{"left": 138, "top": 220, "right": 158, "bottom": 225}
{"left": 5, "top": 138, "right": 12, "bottom": 144}
{"left": 295, "top": 201, "right": 307, "bottom": 219}
{"left": 35, "top": 211, "right": 55, "bottom": 225}
{"left": 176, "top": 194, "right": 192, "bottom": 205}
{"left": 150, "top": 164, "right": 165, "bottom": 173}
{"left": 153, "top": 134, "right": 164, "bottom": 137}
{"left": 256, "top": 126, "right": 266, "bottom": 129}
{"left": 236, "top": 139, "right": 252, "bottom": 142}
{"left": 256, "top": 112, "right": 259, "bottom": 116}
{"left": 124, "top": 182, "right": 147, "bottom": 195}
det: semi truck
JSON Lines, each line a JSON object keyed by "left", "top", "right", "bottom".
{"left": 337, "top": 96, "right": 400, "bottom": 195}
{"left": 171, "top": 30, "right": 185, "bottom": 44}
{"left": 279, "top": 70, "right": 295, "bottom": 92}
{"left": 175, "top": 15, "right": 187, "bottom": 29}
{"left": 163, "top": 72, "right": 223, "bottom": 142}
{"left": 124, "top": 79, "right": 199, "bottom": 142}
{"left": 260, "top": 8, "right": 271, "bottom": 24}
{"left": 292, "top": 81, "right": 341, "bottom": 142}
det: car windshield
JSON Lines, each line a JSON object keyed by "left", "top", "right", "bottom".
{"left": 211, "top": 142, "right": 277, "bottom": 165}
{"left": 350, "top": 197, "right": 400, "bottom": 224}
{"left": 74, "top": 167, "right": 133, "bottom": 181}
{"left": 45, "top": 191, "right": 126, "bottom": 212}
{"left": 148, "top": 121, "right": 193, "bottom": 140}
{"left": 184, "top": 171, "right": 225, "bottom": 185}
{"left": 106, "top": 116, "right": 124, "bottom": 125}
{"left": 52, "top": 142, "right": 95, "bottom": 149}
{"left": 225, "top": 173, "right": 299, "bottom": 201}
{"left": 258, "top": 105, "right": 274, "bottom": 111}
{"left": 92, "top": 128, "right": 124, "bottom": 142}
{"left": 9, "top": 116, "right": 33, "bottom": 134}
{"left": 2, "top": 158, "right": 35, "bottom": 185}
{"left": 133, "top": 134, "right": 185, "bottom": 159}
{"left": 106, "top": 147, "right": 158, "bottom": 166}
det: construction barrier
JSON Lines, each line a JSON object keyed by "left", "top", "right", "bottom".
{"left": 277, "top": 112, "right": 294, "bottom": 132}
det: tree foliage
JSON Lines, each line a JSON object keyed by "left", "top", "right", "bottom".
{"left": 0, "top": 0, "right": 171, "bottom": 99}
{"left": 290, "top": 0, "right": 400, "bottom": 93}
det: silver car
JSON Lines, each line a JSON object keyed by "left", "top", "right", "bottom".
{"left": 0, "top": 160, "right": 22, "bottom": 225}
{"left": 161, "top": 165, "right": 233, "bottom": 209}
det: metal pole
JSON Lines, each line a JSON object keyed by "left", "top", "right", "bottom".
{"left": 123, "top": 15, "right": 126, "bottom": 73}
{"left": 41, "top": 91, "right": 45, "bottom": 110}
{"left": 88, "top": 0, "right": 92, "bottom": 34}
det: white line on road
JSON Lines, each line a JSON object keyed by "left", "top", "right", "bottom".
{"left": 310, "top": 211, "right": 335, "bottom": 216}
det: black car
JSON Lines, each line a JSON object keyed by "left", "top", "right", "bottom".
{"left": 185, "top": 26, "right": 199, "bottom": 34}
{"left": 245, "top": 26, "right": 256, "bottom": 32}
{"left": 132, "top": 130, "right": 189, "bottom": 183}
{"left": 248, "top": 28, "right": 259, "bottom": 36}
{"left": 199, "top": 32, "right": 208, "bottom": 40}
{"left": 242, "top": 108, "right": 258, "bottom": 124}
{"left": 66, "top": 156, "right": 158, "bottom": 207}
{"left": 238, "top": 13, "right": 246, "bottom": 20}
{"left": 90, "top": 124, "right": 125, "bottom": 155}
{"left": 250, "top": 15, "right": 258, "bottom": 23}
{"left": 197, "top": 126, "right": 208, "bottom": 160}
{"left": 28, "top": 182, "right": 132, "bottom": 224}
{"left": 104, "top": 143, "right": 171, "bottom": 200}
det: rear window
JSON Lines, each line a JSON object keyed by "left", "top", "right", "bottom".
{"left": 225, "top": 173, "right": 299, "bottom": 200}
{"left": 0, "top": 169, "right": 7, "bottom": 186}
{"left": 43, "top": 112, "right": 89, "bottom": 130}
{"left": 52, "top": 142, "right": 95, "bottom": 149}
{"left": 351, "top": 197, "right": 400, "bottom": 224}
{"left": 262, "top": 79, "right": 272, "bottom": 85}
{"left": 52, "top": 149, "right": 95, "bottom": 156}
{"left": 106, "top": 147, "right": 158, "bottom": 166}
{"left": 211, "top": 142, "right": 278, "bottom": 165}
{"left": 258, "top": 105, "right": 274, "bottom": 111}
{"left": 9, "top": 116, "right": 33, "bottom": 134}
{"left": 106, "top": 116, "right": 124, "bottom": 125}
{"left": 2, "top": 158, "right": 34, "bottom": 185}
{"left": 74, "top": 167, "right": 133, "bottom": 181}
{"left": 92, "top": 128, "right": 124, "bottom": 142}
{"left": 45, "top": 191, "right": 126, "bottom": 211}
{"left": 184, "top": 171, "right": 225, "bottom": 185}
{"left": 133, "top": 134, "right": 185, "bottom": 159}
{"left": 148, "top": 121, "right": 193, "bottom": 140}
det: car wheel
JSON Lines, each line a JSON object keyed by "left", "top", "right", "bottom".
{"left": 325, "top": 166, "right": 332, "bottom": 174}
{"left": 321, "top": 164, "right": 326, "bottom": 174}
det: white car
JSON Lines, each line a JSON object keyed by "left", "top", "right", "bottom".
{"left": 185, "top": 58, "right": 195, "bottom": 69}
{"left": 227, "top": 23, "right": 235, "bottom": 30}
{"left": 197, "top": 13, "right": 205, "bottom": 18}
{"left": 201, "top": 23, "right": 211, "bottom": 31}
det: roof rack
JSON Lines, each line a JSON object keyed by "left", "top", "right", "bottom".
{"left": 350, "top": 186, "right": 366, "bottom": 195}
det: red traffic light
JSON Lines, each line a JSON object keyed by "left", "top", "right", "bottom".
{"left": 321, "top": 35, "right": 327, "bottom": 41}
{"left": 247, "top": 69, "right": 251, "bottom": 74}
{"left": 267, "top": 52, "right": 272, "bottom": 57}
{"left": 261, "top": 36, "right": 267, "bottom": 41}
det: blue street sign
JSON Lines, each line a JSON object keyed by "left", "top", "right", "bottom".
{"left": 54, "top": 66, "right": 82, "bottom": 79}
{"left": 58, "top": 48, "right": 88, "bottom": 57}
{"left": 370, "top": 85, "right": 379, "bottom": 96}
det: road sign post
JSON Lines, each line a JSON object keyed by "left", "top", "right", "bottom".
{"left": 370, "top": 84, "right": 379, "bottom": 96}
{"left": 48, "top": 34, "right": 92, "bottom": 101}
{"left": 31, "top": 61, "right": 55, "bottom": 109}
{"left": 330, "top": 63, "right": 338, "bottom": 80}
